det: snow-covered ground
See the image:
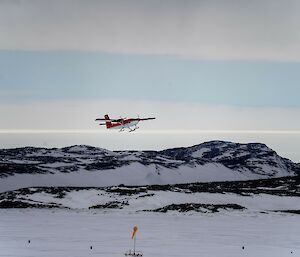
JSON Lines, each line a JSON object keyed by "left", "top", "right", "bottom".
{"left": 8, "top": 187, "right": 299, "bottom": 212}
{"left": 0, "top": 210, "right": 299, "bottom": 257}
{"left": 0, "top": 163, "right": 250, "bottom": 193}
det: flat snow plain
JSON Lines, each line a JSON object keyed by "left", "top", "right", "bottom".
{"left": 0, "top": 209, "right": 299, "bottom": 257}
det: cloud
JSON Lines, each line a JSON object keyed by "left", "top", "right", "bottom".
{"left": 0, "top": 0, "right": 300, "bottom": 61}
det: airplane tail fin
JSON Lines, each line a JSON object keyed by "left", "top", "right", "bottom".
{"left": 104, "top": 114, "right": 112, "bottom": 128}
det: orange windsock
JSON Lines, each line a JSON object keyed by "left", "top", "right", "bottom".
{"left": 131, "top": 225, "right": 138, "bottom": 239}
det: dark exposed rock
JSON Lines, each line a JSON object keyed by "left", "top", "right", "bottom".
{"left": 85, "top": 158, "right": 131, "bottom": 170}
{"left": 137, "top": 193, "right": 155, "bottom": 198}
{"left": 145, "top": 176, "right": 300, "bottom": 197}
{"left": 89, "top": 201, "right": 129, "bottom": 209}
{"left": 0, "top": 200, "right": 62, "bottom": 209}
{"left": 0, "top": 163, "right": 48, "bottom": 178}
{"left": 105, "top": 187, "right": 147, "bottom": 195}
{"left": 274, "top": 210, "right": 300, "bottom": 215}
{"left": 144, "top": 203, "right": 245, "bottom": 213}
{"left": 160, "top": 141, "right": 299, "bottom": 176}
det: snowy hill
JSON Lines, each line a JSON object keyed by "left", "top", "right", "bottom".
{"left": 0, "top": 141, "right": 299, "bottom": 192}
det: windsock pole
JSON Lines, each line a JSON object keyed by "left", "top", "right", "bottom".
{"left": 133, "top": 234, "right": 136, "bottom": 254}
{"left": 131, "top": 225, "right": 138, "bottom": 255}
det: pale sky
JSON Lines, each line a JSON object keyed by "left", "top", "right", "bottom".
{"left": 0, "top": 0, "right": 299, "bottom": 161}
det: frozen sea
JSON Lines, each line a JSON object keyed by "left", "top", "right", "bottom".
{"left": 0, "top": 210, "right": 299, "bottom": 257}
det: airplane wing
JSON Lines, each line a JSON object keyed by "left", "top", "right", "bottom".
{"left": 95, "top": 117, "right": 155, "bottom": 122}
{"left": 138, "top": 117, "right": 156, "bottom": 121}
{"left": 95, "top": 118, "right": 122, "bottom": 122}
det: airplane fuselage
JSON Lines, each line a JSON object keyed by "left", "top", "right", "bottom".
{"left": 108, "top": 119, "right": 139, "bottom": 130}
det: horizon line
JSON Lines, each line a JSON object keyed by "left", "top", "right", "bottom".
{"left": 1, "top": 129, "right": 300, "bottom": 134}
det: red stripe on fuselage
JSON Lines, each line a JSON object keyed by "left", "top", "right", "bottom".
{"left": 107, "top": 119, "right": 138, "bottom": 129}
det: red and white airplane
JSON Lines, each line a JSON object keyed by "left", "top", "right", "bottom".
{"left": 95, "top": 114, "right": 155, "bottom": 132}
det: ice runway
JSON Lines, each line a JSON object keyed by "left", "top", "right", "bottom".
{"left": 0, "top": 210, "right": 299, "bottom": 257}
